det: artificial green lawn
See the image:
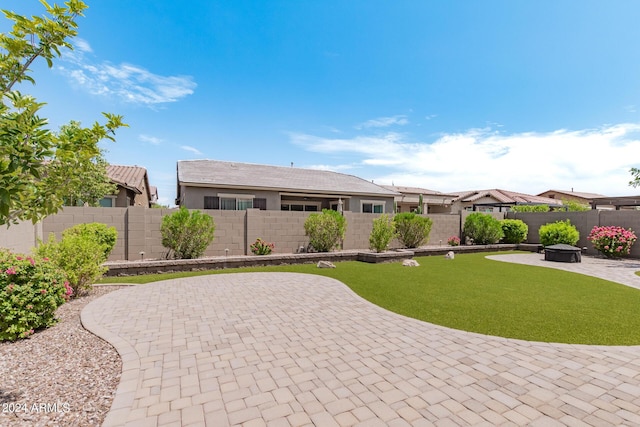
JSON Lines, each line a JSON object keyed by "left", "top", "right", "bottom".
{"left": 102, "top": 252, "right": 640, "bottom": 345}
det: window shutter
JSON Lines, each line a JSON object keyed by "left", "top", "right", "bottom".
{"left": 204, "top": 196, "right": 219, "bottom": 209}
{"left": 254, "top": 198, "right": 267, "bottom": 210}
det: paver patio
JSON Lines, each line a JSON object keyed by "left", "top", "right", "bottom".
{"left": 82, "top": 254, "right": 640, "bottom": 426}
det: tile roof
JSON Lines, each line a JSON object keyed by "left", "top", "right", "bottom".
{"left": 537, "top": 189, "right": 607, "bottom": 200}
{"left": 106, "top": 165, "right": 148, "bottom": 195}
{"left": 177, "top": 160, "right": 399, "bottom": 197}
{"left": 380, "top": 185, "right": 457, "bottom": 197}
{"left": 451, "top": 189, "right": 562, "bottom": 205}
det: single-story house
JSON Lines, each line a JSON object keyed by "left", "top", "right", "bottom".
{"left": 381, "top": 185, "right": 458, "bottom": 214}
{"left": 176, "top": 159, "right": 399, "bottom": 213}
{"left": 102, "top": 165, "right": 155, "bottom": 208}
{"left": 537, "top": 189, "right": 609, "bottom": 209}
{"left": 450, "top": 189, "right": 562, "bottom": 212}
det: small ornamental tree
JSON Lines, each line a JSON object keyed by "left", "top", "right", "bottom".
{"left": 587, "top": 226, "right": 637, "bottom": 258}
{"left": 500, "top": 219, "right": 528, "bottom": 244}
{"left": 0, "top": 1, "right": 126, "bottom": 225}
{"left": 393, "top": 212, "right": 432, "bottom": 248}
{"left": 161, "top": 207, "right": 215, "bottom": 259}
{"left": 539, "top": 220, "right": 579, "bottom": 247}
{"left": 304, "top": 209, "right": 346, "bottom": 252}
{"left": 509, "top": 205, "right": 550, "bottom": 213}
{"left": 369, "top": 214, "right": 396, "bottom": 253}
{"left": 463, "top": 213, "right": 503, "bottom": 245}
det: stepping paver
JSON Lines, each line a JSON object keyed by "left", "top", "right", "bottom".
{"left": 82, "top": 255, "right": 640, "bottom": 426}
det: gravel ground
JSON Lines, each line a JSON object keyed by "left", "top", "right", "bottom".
{"left": 0, "top": 286, "right": 129, "bottom": 427}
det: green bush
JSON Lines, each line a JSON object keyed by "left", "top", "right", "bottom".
{"left": 36, "top": 232, "right": 108, "bottom": 297}
{"left": 501, "top": 219, "right": 528, "bottom": 244}
{"left": 463, "top": 213, "right": 504, "bottom": 245}
{"left": 563, "top": 199, "right": 590, "bottom": 212}
{"left": 304, "top": 209, "right": 347, "bottom": 252}
{"left": 369, "top": 214, "right": 396, "bottom": 253}
{"left": 539, "top": 219, "right": 580, "bottom": 247}
{"left": 63, "top": 222, "right": 117, "bottom": 261}
{"left": 393, "top": 213, "right": 432, "bottom": 248}
{"left": 510, "top": 205, "right": 550, "bottom": 213}
{"left": 1, "top": 250, "right": 72, "bottom": 341}
{"left": 161, "top": 207, "right": 216, "bottom": 259}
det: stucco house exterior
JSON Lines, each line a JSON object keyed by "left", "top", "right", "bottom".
{"left": 450, "top": 189, "right": 562, "bottom": 212}
{"left": 101, "top": 165, "right": 155, "bottom": 208}
{"left": 176, "top": 160, "right": 399, "bottom": 213}
{"left": 381, "top": 185, "right": 458, "bottom": 214}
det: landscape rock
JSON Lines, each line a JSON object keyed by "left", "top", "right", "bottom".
{"left": 445, "top": 251, "right": 455, "bottom": 260}
{"left": 402, "top": 259, "right": 420, "bottom": 267}
{"left": 317, "top": 260, "right": 336, "bottom": 268}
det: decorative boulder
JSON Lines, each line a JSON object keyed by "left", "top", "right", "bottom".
{"left": 402, "top": 259, "right": 420, "bottom": 267}
{"left": 445, "top": 251, "right": 455, "bottom": 260}
{"left": 317, "top": 260, "right": 336, "bottom": 269}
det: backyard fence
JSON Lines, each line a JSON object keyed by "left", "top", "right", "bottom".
{"left": 2, "top": 207, "right": 637, "bottom": 260}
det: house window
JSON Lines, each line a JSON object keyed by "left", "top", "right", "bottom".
{"left": 281, "top": 202, "right": 320, "bottom": 211}
{"left": 99, "top": 196, "right": 116, "bottom": 207}
{"left": 204, "top": 196, "right": 219, "bottom": 209}
{"left": 205, "top": 195, "right": 265, "bottom": 210}
{"left": 361, "top": 201, "right": 385, "bottom": 213}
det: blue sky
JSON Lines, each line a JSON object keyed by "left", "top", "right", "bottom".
{"left": 4, "top": 1, "right": 640, "bottom": 205}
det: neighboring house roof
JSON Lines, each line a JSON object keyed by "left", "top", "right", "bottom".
{"left": 381, "top": 185, "right": 458, "bottom": 204}
{"left": 537, "top": 189, "right": 606, "bottom": 200}
{"left": 451, "top": 189, "right": 562, "bottom": 205}
{"left": 177, "top": 160, "right": 399, "bottom": 197}
{"left": 106, "top": 165, "right": 151, "bottom": 200}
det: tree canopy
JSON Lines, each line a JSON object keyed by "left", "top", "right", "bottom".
{"left": 630, "top": 168, "right": 640, "bottom": 188}
{"left": 0, "top": 0, "right": 126, "bottom": 225}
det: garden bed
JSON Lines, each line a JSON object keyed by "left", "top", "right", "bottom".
{"left": 103, "top": 244, "right": 522, "bottom": 276}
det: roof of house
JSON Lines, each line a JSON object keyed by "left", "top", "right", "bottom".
{"left": 380, "top": 185, "right": 457, "bottom": 197}
{"left": 149, "top": 186, "right": 158, "bottom": 203}
{"left": 537, "top": 189, "right": 607, "bottom": 200}
{"left": 451, "top": 189, "right": 562, "bottom": 205}
{"left": 177, "top": 160, "right": 399, "bottom": 197}
{"left": 106, "top": 165, "right": 148, "bottom": 195}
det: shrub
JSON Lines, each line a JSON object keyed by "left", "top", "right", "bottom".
{"left": 463, "top": 213, "right": 504, "bottom": 245}
{"left": 250, "top": 238, "right": 274, "bottom": 255}
{"left": 394, "top": 213, "right": 433, "bottom": 248}
{"left": 36, "top": 232, "right": 108, "bottom": 297}
{"left": 369, "top": 214, "right": 396, "bottom": 253}
{"left": 304, "top": 209, "right": 347, "bottom": 252}
{"left": 563, "top": 199, "right": 590, "bottom": 212}
{"left": 447, "top": 236, "right": 461, "bottom": 246}
{"left": 501, "top": 219, "right": 529, "bottom": 244}
{"left": 161, "top": 207, "right": 216, "bottom": 259}
{"left": 1, "top": 250, "right": 72, "bottom": 341}
{"left": 63, "top": 222, "right": 117, "bottom": 261}
{"left": 539, "top": 219, "right": 580, "bottom": 247}
{"left": 587, "top": 226, "right": 637, "bottom": 258}
{"left": 510, "top": 205, "right": 550, "bottom": 213}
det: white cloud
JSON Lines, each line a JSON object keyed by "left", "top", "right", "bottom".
{"left": 59, "top": 45, "right": 196, "bottom": 105}
{"left": 356, "top": 115, "right": 409, "bottom": 129}
{"left": 291, "top": 124, "right": 640, "bottom": 195}
{"left": 425, "top": 114, "right": 438, "bottom": 120}
{"left": 305, "top": 163, "right": 361, "bottom": 172}
{"left": 139, "top": 134, "right": 162, "bottom": 145}
{"left": 73, "top": 38, "right": 93, "bottom": 53}
{"left": 181, "top": 145, "right": 202, "bottom": 155}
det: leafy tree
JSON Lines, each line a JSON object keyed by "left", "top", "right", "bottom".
{"left": 1, "top": 0, "right": 125, "bottom": 225}
{"left": 630, "top": 167, "right": 640, "bottom": 188}
{"left": 509, "top": 204, "right": 550, "bottom": 213}
{"left": 561, "top": 199, "right": 590, "bottom": 212}
{"left": 463, "top": 213, "right": 504, "bottom": 245}
{"left": 369, "top": 214, "right": 396, "bottom": 253}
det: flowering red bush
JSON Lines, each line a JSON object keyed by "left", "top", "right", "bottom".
{"left": 587, "top": 226, "right": 637, "bottom": 258}
{"left": 250, "top": 238, "right": 275, "bottom": 255}
{"left": 447, "top": 236, "right": 461, "bottom": 246}
{"left": 1, "top": 249, "right": 72, "bottom": 341}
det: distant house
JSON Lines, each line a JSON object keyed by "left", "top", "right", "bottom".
{"left": 381, "top": 185, "right": 457, "bottom": 214}
{"left": 537, "top": 189, "right": 606, "bottom": 208}
{"left": 176, "top": 159, "right": 399, "bottom": 213}
{"left": 450, "top": 189, "right": 562, "bottom": 212}
{"left": 102, "top": 165, "right": 155, "bottom": 208}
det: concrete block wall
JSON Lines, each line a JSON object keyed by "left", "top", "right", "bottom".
{"left": 246, "top": 210, "right": 312, "bottom": 254}
{"left": 41, "top": 207, "right": 128, "bottom": 260}
{"left": 0, "top": 220, "right": 41, "bottom": 254}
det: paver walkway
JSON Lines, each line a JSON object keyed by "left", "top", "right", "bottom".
{"left": 82, "top": 255, "right": 640, "bottom": 427}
